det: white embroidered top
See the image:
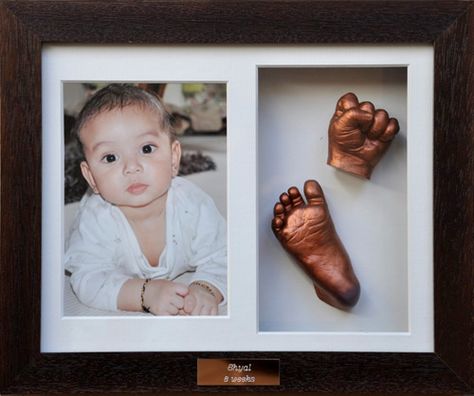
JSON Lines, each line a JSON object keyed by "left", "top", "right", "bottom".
{"left": 65, "top": 177, "right": 227, "bottom": 311}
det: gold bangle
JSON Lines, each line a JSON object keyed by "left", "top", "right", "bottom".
{"left": 141, "top": 278, "right": 151, "bottom": 313}
{"left": 191, "top": 281, "right": 216, "bottom": 298}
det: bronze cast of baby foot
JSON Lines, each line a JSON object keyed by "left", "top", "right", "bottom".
{"left": 271, "top": 180, "right": 360, "bottom": 310}
{"left": 327, "top": 92, "right": 400, "bottom": 179}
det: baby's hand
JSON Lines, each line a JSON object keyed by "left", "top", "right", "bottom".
{"left": 181, "top": 281, "right": 221, "bottom": 316}
{"left": 327, "top": 92, "right": 399, "bottom": 179}
{"left": 143, "top": 279, "right": 189, "bottom": 315}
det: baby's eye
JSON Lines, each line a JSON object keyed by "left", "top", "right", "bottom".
{"left": 101, "top": 154, "right": 117, "bottom": 163}
{"left": 141, "top": 144, "right": 157, "bottom": 154}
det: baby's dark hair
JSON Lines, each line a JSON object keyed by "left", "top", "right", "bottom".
{"left": 71, "top": 84, "right": 176, "bottom": 149}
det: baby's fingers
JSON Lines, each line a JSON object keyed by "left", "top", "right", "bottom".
{"left": 171, "top": 295, "right": 185, "bottom": 310}
{"left": 166, "top": 305, "right": 179, "bottom": 315}
{"left": 184, "top": 294, "right": 197, "bottom": 314}
{"left": 335, "top": 92, "right": 359, "bottom": 117}
{"left": 173, "top": 282, "right": 189, "bottom": 297}
{"left": 359, "top": 101, "right": 375, "bottom": 115}
{"left": 337, "top": 108, "right": 373, "bottom": 130}
{"left": 379, "top": 118, "right": 400, "bottom": 142}
{"left": 367, "top": 109, "right": 389, "bottom": 139}
{"left": 153, "top": 302, "right": 178, "bottom": 315}
{"left": 199, "top": 305, "right": 212, "bottom": 316}
{"left": 201, "top": 304, "right": 219, "bottom": 316}
{"left": 191, "top": 303, "right": 203, "bottom": 316}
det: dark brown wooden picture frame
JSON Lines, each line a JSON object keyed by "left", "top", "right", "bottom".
{"left": 0, "top": 0, "right": 473, "bottom": 393}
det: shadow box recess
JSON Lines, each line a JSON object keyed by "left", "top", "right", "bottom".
{"left": 0, "top": 0, "right": 473, "bottom": 394}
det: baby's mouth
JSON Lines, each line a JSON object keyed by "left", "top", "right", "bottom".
{"left": 126, "top": 183, "right": 148, "bottom": 195}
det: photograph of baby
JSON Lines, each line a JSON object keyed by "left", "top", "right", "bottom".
{"left": 63, "top": 82, "right": 227, "bottom": 316}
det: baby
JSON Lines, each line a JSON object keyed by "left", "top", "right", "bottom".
{"left": 65, "top": 84, "right": 227, "bottom": 315}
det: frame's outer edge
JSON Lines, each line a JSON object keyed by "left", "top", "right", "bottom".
{"left": 0, "top": 2, "right": 42, "bottom": 389}
{"left": 434, "top": 2, "right": 474, "bottom": 389}
{"left": 0, "top": 0, "right": 473, "bottom": 393}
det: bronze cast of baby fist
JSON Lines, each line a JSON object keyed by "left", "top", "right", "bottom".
{"left": 327, "top": 92, "right": 400, "bottom": 179}
{"left": 271, "top": 180, "right": 360, "bottom": 310}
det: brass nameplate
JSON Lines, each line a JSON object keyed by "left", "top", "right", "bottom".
{"left": 197, "top": 358, "right": 280, "bottom": 386}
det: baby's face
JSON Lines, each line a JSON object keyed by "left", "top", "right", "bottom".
{"left": 79, "top": 105, "right": 180, "bottom": 210}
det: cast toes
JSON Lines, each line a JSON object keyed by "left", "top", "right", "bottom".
{"left": 303, "top": 180, "right": 325, "bottom": 205}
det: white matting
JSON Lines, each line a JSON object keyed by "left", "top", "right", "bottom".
{"left": 42, "top": 45, "right": 433, "bottom": 353}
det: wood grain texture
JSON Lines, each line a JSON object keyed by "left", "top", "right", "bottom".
{"left": 0, "top": 0, "right": 473, "bottom": 393}
{"left": 434, "top": 2, "right": 474, "bottom": 388}
{"left": 3, "top": 0, "right": 469, "bottom": 44}
{"left": 5, "top": 352, "right": 468, "bottom": 393}
{"left": 0, "top": 2, "right": 42, "bottom": 389}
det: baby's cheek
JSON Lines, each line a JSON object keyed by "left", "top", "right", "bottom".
{"left": 97, "top": 168, "right": 120, "bottom": 187}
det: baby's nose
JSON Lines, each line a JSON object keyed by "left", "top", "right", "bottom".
{"left": 124, "top": 158, "right": 143, "bottom": 174}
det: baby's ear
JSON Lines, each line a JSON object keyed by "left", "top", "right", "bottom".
{"left": 171, "top": 140, "right": 182, "bottom": 177}
{"left": 80, "top": 161, "right": 99, "bottom": 194}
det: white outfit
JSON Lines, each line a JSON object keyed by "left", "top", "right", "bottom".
{"left": 65, "top": 177, "right": 227, "bottom": 312}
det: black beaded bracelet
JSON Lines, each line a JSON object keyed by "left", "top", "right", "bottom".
{"left": 191, "top": 281, "right": 216, "bottom": 298}
{"left": 141, "top": 278, "right": 151, "bottom": 313}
